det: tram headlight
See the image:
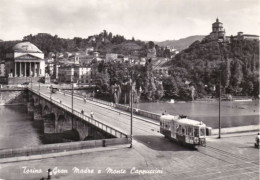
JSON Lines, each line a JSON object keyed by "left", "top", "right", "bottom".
{"left": 194, "top": 137, "right": 199, "bottom": 144}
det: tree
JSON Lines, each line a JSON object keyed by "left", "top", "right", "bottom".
{"left": 231, "top": 59, "right": 243, "bottom": 93}
{"left": 221, "top": 58, "right": 231, "bottom": 94}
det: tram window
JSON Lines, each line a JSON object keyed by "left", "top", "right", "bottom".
{"left": 177, "top": 125, "right": 181, "bottom": 134}
{"left": 194, "top": 128, "right": 199, "bottom": 137}
{"left": 200, "top": 128, "right": 205, "bottom": 136}
{"left": 182, "top": 128, "right": 185, "bottom": 135}
{"left": 188, "top": 127, "right": 192, "bottom": 136}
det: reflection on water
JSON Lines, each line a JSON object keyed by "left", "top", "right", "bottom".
{"left": 137, "top": 100, "right": 259, "bottom": 128}
{"left": 0, "top": 106, "right": 43, "bottom": 149}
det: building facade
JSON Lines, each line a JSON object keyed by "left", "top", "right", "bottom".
{"left": 233, "top": 32, "right": 259, "bottom": 41}
{"left": 58, "top": 66, "right": 91, "bottom": 84}
{"left": 0, "top": 41, "right": 45, "bottom": 84}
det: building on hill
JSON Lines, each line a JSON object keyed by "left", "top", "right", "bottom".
{"left": 86, "top": 47, "right": 94, "bottom": 55}
{"left": 232, "top": 32, "right": 259, "bottom": 41}
{"left": 204, "top": 18, "right": 226, "bottom": 42}
{"left": 0, "top": 41, "right": 46, "bottom": 84}
{"left": 0, "top": 61, "right": 5, "bottom": 77}
{"left": 106, "top": 53, "right": 118, "bottom": 62}
{"left": 147, "top": 47, "right": 157, "bottom": 59}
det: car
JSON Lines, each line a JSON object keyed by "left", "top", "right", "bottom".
{"left": 22, "top": 82, "right": 30, "bottom": 85}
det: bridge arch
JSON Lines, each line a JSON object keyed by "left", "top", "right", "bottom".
{"left": 57, "top": 114, "right": 72, "bottom": 133}
{"left": 43, "top": 105, "right": 51, "bottom": 116}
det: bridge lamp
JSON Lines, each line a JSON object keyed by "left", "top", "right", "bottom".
{"left": 130, "top": 70, "right": 133, "bottom": 148}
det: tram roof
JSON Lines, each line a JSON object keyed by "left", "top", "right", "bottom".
{"left": 160, "top": 114, "right": 180, "bottom": 120}
{"left": 177, "top": 118, "right": 206, "bottom": 126}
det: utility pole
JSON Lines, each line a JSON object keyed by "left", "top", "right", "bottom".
{"left": 218, "top": 71, "right": 221, "bottom": 139}
{"left": 130, "top": 70, "right": 133, "bottom": 148}
{"left": 71, "top": 78, "right": 74, "bottom": 130}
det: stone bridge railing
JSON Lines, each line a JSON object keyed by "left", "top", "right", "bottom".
{"left": 28, "top": 88, "right": 128, "bottom": 139}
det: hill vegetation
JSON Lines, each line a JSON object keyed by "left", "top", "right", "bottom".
{"left": 156, "top": 35, "right": 205, "bottom": 51}
{"left": 166, "top": 38, "right": 259, "bottom": 99}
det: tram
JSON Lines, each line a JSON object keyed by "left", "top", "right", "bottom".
{"left": 160, "top": 114, "right": 206, "bottom": 147}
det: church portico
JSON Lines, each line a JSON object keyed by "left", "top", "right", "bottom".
{"left": 14, "top": 61, "right": 42, "bottom": 77}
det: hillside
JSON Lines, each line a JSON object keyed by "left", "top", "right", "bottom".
{"left": 0, "top": 31, "right": 149, "bottom": 58}
{"left": 156, "top": 35, "right": 205, "bottom": 51}
{"left": 167, "top": 38, "right": 259, "bottom": 98}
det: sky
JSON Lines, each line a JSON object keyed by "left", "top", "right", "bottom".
{"left": 0, "top": 0, "right": 259, "bottom": 41}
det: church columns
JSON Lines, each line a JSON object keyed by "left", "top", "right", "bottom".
{"left": 38, "top": 63, "right": 40, "bottom": 76}
{"left": 29, "top": 62, "right": 31, "bottom": 76}
{"left": 14, "top": 62, "right": 17, "bottom": 77}
{"left": 19, "top": 62, "right": 22, "bottom": 77}
{"left": 34, "top": 63, "right": 37, "bottom": 77}
{"left": 25, "top": 62, "right": 27, "bottom": 77}
{"left": 13, "top": 61, "right": 41, "bottom": 77}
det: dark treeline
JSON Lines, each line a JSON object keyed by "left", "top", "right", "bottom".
{"left": 167, "top": 38, "right": 259, "bottom": 99}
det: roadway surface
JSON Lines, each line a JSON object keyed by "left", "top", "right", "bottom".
{"left": 0, "top": 86, "right": 259, "bottom": 180}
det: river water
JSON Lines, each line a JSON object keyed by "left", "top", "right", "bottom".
{"left": 0, "top": 105, "right": 43, "bottom": 150}
{"left": 137, "top": 100, "right": 259, "bottom": 129}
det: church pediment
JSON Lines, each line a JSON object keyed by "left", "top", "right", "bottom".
{"left": 15, "top": 54, "right": 41, "bottom": 60}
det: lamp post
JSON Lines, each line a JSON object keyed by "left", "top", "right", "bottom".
{"left": 71, "top": 77, "right": 74, "bottom": 129}
{"left": 218, "top": 71, "right": 221, "bottom": 139}
{"left": 130, "top": 70, "right": 133, "bottom": 148}
{"left": 218, "top": 42, "right": 222, "bottom": 139}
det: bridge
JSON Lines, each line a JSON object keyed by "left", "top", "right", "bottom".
{"left": 24, "top": 86, "right": 160, "bottom": 145}
{"left": 27, "top": 88, "right": 130, "bottom": 140}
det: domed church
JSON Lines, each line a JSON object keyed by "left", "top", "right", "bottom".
{"left": 1, "top": 41, "right": 45, "bottom": 84}
{"left": 204, "top": 18, "right": 226, "bottom": 42}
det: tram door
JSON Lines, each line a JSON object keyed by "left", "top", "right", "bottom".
{"left": 171, "top": 121, "right": 176, "bottom": 139}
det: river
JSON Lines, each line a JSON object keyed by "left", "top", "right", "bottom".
{"left": 137, "top": 100, "right": 259, "bottom": 128}
{"left": 0, "top": 105, "right": 43, "bottom": 150}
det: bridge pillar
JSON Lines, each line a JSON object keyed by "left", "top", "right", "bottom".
{"left": 43, "top": 114, "right": 56, "bottom": 134}
{"left": 33, "top": 105, "right": 43, "bottom": 121}
{"left": 27, "top": 102, "right": 34, "bottom": 114}
{"left": 73, "top": 117, "right": 90, "bottom": 140}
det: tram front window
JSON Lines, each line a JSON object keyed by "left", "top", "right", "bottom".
{"left": 194, "top": 128, "right": 199, "bottom": 137}
{"left": 200, "top": 128, "right": 205, "bottom": 137}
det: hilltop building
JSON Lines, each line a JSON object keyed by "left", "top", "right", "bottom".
{"left": 0, "top": 41, "right": 45, "bottom": 84}
{"left": 232, "top": 32, "right": 259, "bottom": 41}
{"left": 204, "top": 18, "right": 226, "bottom": 42}
{"left": 204, "top": 18, "right": 259, "bottom": 43}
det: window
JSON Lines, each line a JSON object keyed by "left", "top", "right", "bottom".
{"left": 188, "top": 127, "right": 192, "bottom": 136}
{"left": 200, "top": 128, "right": 205, "bottom": 137}
{"left": 182, "top": 128, "right": 185, "bottom": 135}
{"left": 194, "top": 128, "right": 199, "bottom": 137}
{"left": 177, "top": 125, "right": 182, "bottom": 134}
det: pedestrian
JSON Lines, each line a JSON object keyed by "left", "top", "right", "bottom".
{"left": 90, "top": 111, "right": 94, "bottom": 118}
{"left": 256, "top": 133, "right": 260, "bottom": 145}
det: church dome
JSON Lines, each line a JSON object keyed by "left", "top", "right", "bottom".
{"left": 12, "top": 41, "right": 42, "bottom": 53}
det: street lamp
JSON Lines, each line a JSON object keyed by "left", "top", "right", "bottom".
{"left": 71, "top": 77, "right": 74, "bottom": 130}
{"left": 218, "top": 70, "right": 221, "bottom": 139}
{"left": 218, "top": 42, "right": 222, "bottom": 139}
{"left": 130, "top": 70, "right": 133, "bottom": 148}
